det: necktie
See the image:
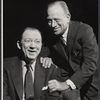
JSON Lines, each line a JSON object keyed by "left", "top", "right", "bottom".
{"left": 60, "top": 37, "right": 68, "bottom": 55}
{"left": 60, "top": 37, "right": 67, "bottom": 46}
{"left": 24, "top": 64, "right": 34, "bottom": 100}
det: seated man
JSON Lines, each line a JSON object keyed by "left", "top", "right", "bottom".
{"left": 3, "top": 27, "right": 61, "bottom": 100}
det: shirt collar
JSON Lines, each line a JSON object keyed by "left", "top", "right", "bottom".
{"left": 62, "top": 26, "right": 69, "bottom": 41}
{"left": 22, "top": 60, "right": 36, "bottom": 71}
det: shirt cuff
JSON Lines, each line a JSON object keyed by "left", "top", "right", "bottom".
{"left": 66, "top": 79, "right": 76, "bottom": 90}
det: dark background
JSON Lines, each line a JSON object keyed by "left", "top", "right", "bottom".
{"left": 3, "top": 0, "right": 98, "bottom": 58}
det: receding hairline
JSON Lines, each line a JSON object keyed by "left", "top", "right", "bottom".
{"left": 19, "top": 27, "right": 42, "bottom": 41}
{"left": 24, "top": 27, "right": 41, "bottom": 34}
{"left": 47, "top": 1, "right": 70, "bottom": 15}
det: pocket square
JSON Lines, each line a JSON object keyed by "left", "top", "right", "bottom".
{"left": 42, "top": 86, "right": 48, "bottom": 90}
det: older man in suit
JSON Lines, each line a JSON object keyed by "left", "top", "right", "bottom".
{"left": 40, "top": 1, "right": 98, "bottom": 100}
{"left": 3, "top": 27, "right": 62, "bottom": 100}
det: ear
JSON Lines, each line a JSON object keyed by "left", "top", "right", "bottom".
{"left": 17, "top": 41, "right": 21, "bottom": 49}
{"left": 66, "top": 14, "right": 71, "bottom": 22}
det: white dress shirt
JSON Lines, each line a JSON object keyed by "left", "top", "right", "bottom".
{"left": 62, "top": 26, "right": 69, "bottom": 45}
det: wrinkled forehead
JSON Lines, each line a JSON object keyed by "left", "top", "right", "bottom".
{"left": 47, "top": 4, "right": 66, "bottom": 16}
{"left": 47, "top": 2, "right": 70, "bottom": 16}
{"left": 48, "top": 4, "right": 63, "bottom": 12}
{"left": 22, "top": 29, "right": 42, "bottom": 40}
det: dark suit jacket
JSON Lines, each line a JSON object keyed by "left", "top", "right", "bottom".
{"left": 41, "top": 21, "right": 98, "bottom": 99}
{"left": 3, "top": 56, "right": 61, "bottom": 100}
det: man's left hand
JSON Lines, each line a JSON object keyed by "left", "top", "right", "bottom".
{"left": 40, "top": 57, "right": 53, "bottom": 68}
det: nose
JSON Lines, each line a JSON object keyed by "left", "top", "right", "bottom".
{"left": 51, "top": 20, "right": 57, "bottom": 27}
{"left": 29, "top": 41, "right": 36, "bottom": 49}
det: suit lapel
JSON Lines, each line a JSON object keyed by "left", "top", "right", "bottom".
{"left": 34, "top": 58, "right": 45, "bottom": 98}
{"left": 67, "top": 21, "right": 80, "bottom": 58}
{"left": 53, "top": 41, "right": 68, "bottom": 61}
{"left": 53, "top": 21, "right": 77, "bottom": 61}
{"left": 67, "top": 22, "right": 74, "bottom": 57}
{"left": 10, "top": 58, "right": 23, "bottom": 100}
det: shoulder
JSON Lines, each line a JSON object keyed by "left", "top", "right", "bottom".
{"left": 71, "top": 20, "right": 93, "bottom": 31}
{"left": 71, "top": 21, "right": 94, "bottom": 39}
{"left": 38, "top": 57, "right": 56, "bottom": 73}
{"left": 3, "top": 56, "right": 19, "bottom": 69}
{"left": 49, "top": 63, "right": 57, "bottom": 71}
{"left": 4, "top": 56, "right": 18, "bottom": 63}
{"left": 45, "top": 64, "right": 57, "bottom": 76}
{"left": 36, "top": 57, "right": 57, "bottom": 79}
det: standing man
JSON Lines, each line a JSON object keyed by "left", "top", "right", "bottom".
{"left": 3, "top": 27, "right": 61, "bottom": 100}
{"left": 41, "top": 1, "right": 98, "bottom": 100}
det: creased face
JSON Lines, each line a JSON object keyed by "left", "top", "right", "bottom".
{"left": 47, "top": 4, "right": 70, "bottom": 35}
{"left": 18, "top": 29, "right": 42, "bottom": 61}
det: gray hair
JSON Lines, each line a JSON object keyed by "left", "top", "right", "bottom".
{"left": 48, "top": 1, "right": 71, "bottom": 16}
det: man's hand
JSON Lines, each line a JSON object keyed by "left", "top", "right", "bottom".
{"left": 48, "top": 79, "right": 70, "bottom": 92}
{"left": 40, "top": 57, "right": 53, "bottom": 68}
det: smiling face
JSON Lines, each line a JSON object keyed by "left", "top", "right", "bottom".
{"left": 47, "top": 3, "right": 70, "bottom": 35}
{"left": 17, "top": 28, "right": 42, "bottom": 62}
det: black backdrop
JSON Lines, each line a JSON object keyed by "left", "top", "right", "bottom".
{"left": 3, "top": 0, "right": 98, "bottom": 58}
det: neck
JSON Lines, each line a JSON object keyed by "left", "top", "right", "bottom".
{"left": 25, "top": 58, "right": 36, "bottom": 65}
{"left": 18, "top": 53, "right": 36, "bottom": 64}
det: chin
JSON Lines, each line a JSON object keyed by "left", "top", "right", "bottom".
{"left": 54, "top": 31, "right": 61, "bottom": 35}
{"left": 29, "top": 57, "right": 36, "bottom": 60}
{"left": 54, "top": 32, "right": 59, "bottom": 35}
{"left": 27, "top": 55, "right": 36, "bottom": 60}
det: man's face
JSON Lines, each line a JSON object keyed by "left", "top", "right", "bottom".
{"left": 18, "top": 29, "right": 42, "bottom": 61}
{"left": 47, "top": 4, "right": 70, "bottom": 35}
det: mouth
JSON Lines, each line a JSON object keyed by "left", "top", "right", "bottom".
{"left": 28, "top": 50, "right": 37, "bottom": 53}
{"left": 53, "top": 27, "right": 59, "bottom": 32}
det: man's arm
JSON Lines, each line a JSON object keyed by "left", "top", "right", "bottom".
{"left": 48, "top": 79, "right": 70, "bottom": 92}
{"left": 69, "top": 25, "right": 98, "bottom": 89}
{"left": 41, "top": 25, "right": 98, "bottom": 91}
{"left": 3, "top": 69, "right": 11, "bottom": 100}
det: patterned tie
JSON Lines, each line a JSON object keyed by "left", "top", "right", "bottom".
{"left": 60, "top": 36, "right": 68, "bottom": 55}
{"left": 60, "top": 36, "right": 67, "bottom": 46}
{"left": 24, "top": 64, "right": 34, "bottom": 100}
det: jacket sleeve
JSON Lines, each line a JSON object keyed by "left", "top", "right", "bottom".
{"left": 3, "top": 68, "right": 11, "bottom": 100}
{"left": 47, "top": 64, "right": 57, "bottom": 80}
{"left": 70, "top": 25, "right": 98, "bottom": 89}
{"left": 46, "top": 64, "right": 63, "bottom": 100}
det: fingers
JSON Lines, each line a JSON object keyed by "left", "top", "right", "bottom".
{"left": 47, "top": 58, "right": 53, "bottom": 68}
{"left": 48, "top": 80, "right": 69, "bottom": 91}
{"left": 48, "top": 80, "right": 57, "bottom": 92}
{"left": 49, "top": 87, "right": 57, "bottom": 92}
{"left": 40, "top": 57, "right": 45, "bottom": 67}
{"left": 40, "top": 57, "right": 43, "bottom": 63}
{"left": 40, "top": 57, "right": 52, "bottom": 68}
